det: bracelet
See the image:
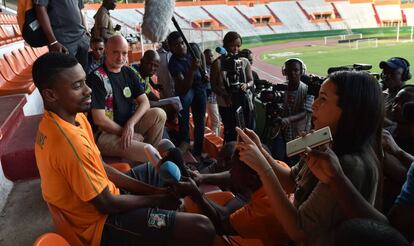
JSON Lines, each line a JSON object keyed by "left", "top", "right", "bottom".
{"left": 48, "top": 40, "right": 58, "bottom": 46}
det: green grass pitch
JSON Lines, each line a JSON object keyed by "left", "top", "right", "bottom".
{"left": 261, "top": 39, "right": 414, "bottom": 84}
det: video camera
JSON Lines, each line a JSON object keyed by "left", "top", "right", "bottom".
{"left": 301, "top": 63, "right": 380, "bottom": 97}
{"left": 221, "top": 54, "right": 244, "bottom": 91}
{"left": 256, "top": 80, "right": 287, "bottom": 104}
{"left": 255, "top": 80, "right": 287, "bottom": 126}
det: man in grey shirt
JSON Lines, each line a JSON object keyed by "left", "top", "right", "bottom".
{"left": 35, "top": 0, "right": 90, "bottom": 71}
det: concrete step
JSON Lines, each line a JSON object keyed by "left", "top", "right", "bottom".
{"left": 1, "top": 114, "right": 42, "bottom": 181}
{"left": 0, "top": 179, "right": 53, "bottom": 246}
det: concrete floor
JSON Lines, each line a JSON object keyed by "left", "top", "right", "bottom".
{"left": 0, "top": 179, "right": 54, "bottom": 246}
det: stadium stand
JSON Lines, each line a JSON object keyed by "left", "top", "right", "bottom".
{"left": 404, "top": 8, "right": 414, "bottom": 26}
{"left": 334, "top": 2, "right": 378, "bottom": 28}
{"left": 299, "top": 0, "right": 334, "bottom": 18}
{"left": 375, "top": 4, "right": 403, "bottom": 26}
{"left": 202, "top": 4, "right": 270, "bottom": 36}
{"left": 267, "top": 1, "right": 324, "bottom": 32}
{"left": 82, "top": 1, "right": 413, "bottom": 43}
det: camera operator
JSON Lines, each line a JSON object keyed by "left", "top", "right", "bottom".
{"left": 240, "top": 49, "right": 261, "bottom": 90}
{"left": 272, "top": 58, "right": 314, "bottom": 165}
{"left": 211, "top": 31, "right": 255, "bottom": 142}
{"left": 380, "top": 57, "right": 412, "bottom": 124}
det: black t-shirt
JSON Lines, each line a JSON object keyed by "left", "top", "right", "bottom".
{"left": 87, "top": 65, "right": 144, "bottom": 130}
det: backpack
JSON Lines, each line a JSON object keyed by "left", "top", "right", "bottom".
{"left": 17, "top": 0, "right": 48, "bottom": 47}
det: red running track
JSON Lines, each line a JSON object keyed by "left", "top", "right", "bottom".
{"left": 249, "top": 39, "right": 325, "bottom": 83}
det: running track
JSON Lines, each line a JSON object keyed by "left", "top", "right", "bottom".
{"left": 250, "top": 39, "right": 325, "bottom": 83}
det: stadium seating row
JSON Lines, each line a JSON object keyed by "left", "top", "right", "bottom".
{"left": 0, "top": 45, "right": 48, "bottom": 96}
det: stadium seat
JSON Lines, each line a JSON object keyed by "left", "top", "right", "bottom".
{"left": 184, "top": 191, "right": 235, "bottom": 214}
{"left": 13, "top": 24, "right": 21, "bottom": 36}
{"left": 214, "top": 236, "right": 264, "bottom": 246}
{"left": 0, "top": 25, "right": 19, "bottom": 42}
{"left": 0, "top": 26, "right": 12, "bottom": 44}
{"left": 33, "top": 233, "right": 70, "bottom": 246}
{"left": 25, "top": 46, "right": 39, "bottom": 61}
{"left": 109, "top": 162, "right": 131, "bottom": 173}
{"left": 11, "top": 50, "right": 33, "bottom": 74}
{"left": 19, "top": 47, "right": 36, "bottom": 64}
{"left": 0, "top": 57, "right": 32, "bottom": 83}
{"left": 203, "top": 133, "right": 223, "bottom": 159}
{"left": 0, "top": 75, "right": 35, "bottom": 96}
{"left": 47, "top": 203, "right": 85, "bottom": 246}
{"left": 3, "top": 53, "right": 32, "bottom": 79}
{"left": 32, "top": 46, "right": 49, "bottom": 57}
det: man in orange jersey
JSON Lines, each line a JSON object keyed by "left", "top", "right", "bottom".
{"left": 33, "top": 52, "right": 215, "bottom": 246}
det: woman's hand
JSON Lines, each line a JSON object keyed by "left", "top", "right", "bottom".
{"left": 304, "top": 146, "right": 344, "bottom": 185}
{"left": 236, "top": 127, "right": 271, "bottom": 175}
{"left": 240, "top": 128, "right": 262, "bottom": 149}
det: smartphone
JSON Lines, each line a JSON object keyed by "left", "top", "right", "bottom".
{"left": 236, "top": 106, "right": 246, "bottom": 129}
{"left": 144, "top": 145, "right": 162, "bottom": 169}
{"left": 286, "top": 126, "right": 332, "bottom": 157}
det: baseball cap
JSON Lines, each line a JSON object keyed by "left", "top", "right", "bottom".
{"left": 379, "top": 57, "right": 408, "bottom": 71}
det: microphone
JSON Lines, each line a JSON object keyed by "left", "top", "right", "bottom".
{"left": 403, "top": 102, "right": 414, "bottom": 122}
{"left": 144, "top": 145, "right": 162, "bottom": 169}
{"left": 142, "top": 0, "right": 176, "bottom": 42}
{"left": 215, "top": 47, "right": 227, "bottom": 56}
{"left": 163, "top": 147, "right": 190, "bottom": 177}
{"left": 159, "top": 161, "right": 181, "bottom": 184}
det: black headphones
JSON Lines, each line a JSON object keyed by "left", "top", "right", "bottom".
{"left": 282, "top": 58, "right": 307, "bottom": 76}
{"left": 397, "top": 57, "right": 412, "bottom": 82}
{"left": 382, "top": 57, "right": 412, "bottom": 82}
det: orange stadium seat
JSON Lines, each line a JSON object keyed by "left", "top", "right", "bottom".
{"left": 0, "top": 26, "right": 12, "bottom": 44}
{"left": 0, "top": 83, "right": 36, "bottom": 96}
{"left": 109, "top": 162, "right": 131, "bottom": 173}
{"left": 12, "top": 49, "right": 34, "bottom": 69}
{"left": 19, "top": 47, "right": 36, "bottom": 64}
{"left": 33, "top": 46, "right": 49, "bottom": 57}
{"left": 33, "top": 233, "right": 70, "bottom": 246}
{"left": 203, "top": 133, "right": 223, "bottom": 159}
{"left": 184, "top": 191, "right": 235, "bottom": 214}
{"left": 25, "top": 46, "right": 39, "bottom": 61}
{"left": 0, "top": 25, "right": 19, "bottom": 42}
{"left": 0, "top": 72, "right": 35, "bottom": 96}
{"left": 0, "top": 53, "right": 35, "bottom": 96}
{"left": 4, "top": 53, "right": 32, "bottom": 78}
{"left": 13, "top": 24, "right": 21, "bottom": 36}
{"left": 0, "top": 57, "right": 32, "bottom": 82}
{"left": 47, "top": 203, "right": 85, "bottom": 246}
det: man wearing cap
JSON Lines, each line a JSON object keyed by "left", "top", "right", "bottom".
{"left": 380, "top": 57, "right": 412, "bottom": 118}
{"left": 92, "top": 0, "right": 121, "bottom": 42}
{"left": 87, "top": 35, "right": 166, "bottom": 163}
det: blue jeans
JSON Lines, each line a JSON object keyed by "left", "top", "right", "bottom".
{"left": 178, "top": 86, "right": 207, "bottom": 156}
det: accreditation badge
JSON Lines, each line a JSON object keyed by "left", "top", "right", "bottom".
{"left": 123, "top": 87, "right": 132, "bottom": 98}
